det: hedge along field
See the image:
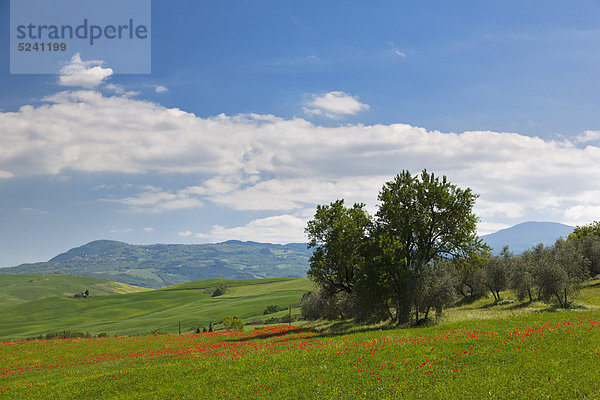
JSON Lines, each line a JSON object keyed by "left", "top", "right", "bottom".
{"left": 2, "top": 310, "right": 600, "bottom": 399}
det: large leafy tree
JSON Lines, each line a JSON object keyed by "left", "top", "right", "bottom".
{"left": 305, "top": 200, "right": 371, "bottom": 295}
{"left": 567, "top": 221, "right": 600, "bottom": 276}
{"left": 568, "top": 221, "right": 600, "bottom": 241}
{"left": 374, "top": 170, "right": 486, "bottom": 322}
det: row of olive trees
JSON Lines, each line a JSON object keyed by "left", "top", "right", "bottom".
{"left": 456, "top": 223, "right": 600, "bottom": 308}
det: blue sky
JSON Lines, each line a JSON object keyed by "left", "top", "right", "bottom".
{"left": 1, "top": 0, "right": 600, "bottom": 266}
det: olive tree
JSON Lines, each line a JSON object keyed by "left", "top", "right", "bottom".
{"left": 374, "top": 170, "right": 486, "bottom": 323}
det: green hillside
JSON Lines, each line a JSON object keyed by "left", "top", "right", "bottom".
{"left": 0, "top": 240, "right": 311, "bottom": 288}
{"left": 0, "top": 276, "right": 315, "bottom": 340}
{"left": 3, "top": 280, "right": 600, "bottom": 399}
{"left": 0, "top": 273, "right": 147, "bottom": 306}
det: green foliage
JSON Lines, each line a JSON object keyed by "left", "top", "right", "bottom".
{"left": 263, "top": 304, "right": 286, "bottom": 314}
{"left": 299, "top": 290, "right": 338, "bottom": 320}
{"left": 212, "top": 283, "right": 227, "bottom": 297}
{"left": 567, "top": 232, "right": 600, "bottom": 276}
{"left": 305, "top": 170, "right": 486, "bottom": 324}
{"left": 510, "top": 248, "right": 537, "bottom": 302}
{"left": 222, "top": 315, "right": 244, "bottom": 331}
{"left": 148, "top": 329, "right": 168, "bottom": 335}
{"left": 482, "top": 246, "right": 512, "bottom": 301}
{"left": 567, "top": 221, "right": 600, "bottom": 277}
{"left": 305, "top": 200, "right": 371, "bottom": 295}
{"left": 455, "top": 265, "right": 487, "bottom": 300}
{"left": 26, "top": 330, "right": 92, "bottom": 340}
{"left": 568, "top": 220, "right": 600, "bottom": 241}
{"left": 413, "top": 261, "right": 457, "bottom": 320}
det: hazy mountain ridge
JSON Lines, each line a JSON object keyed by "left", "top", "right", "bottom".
{"left": 481, "top": 221, "right": 574, "bottom": 254}
{"left": 0, "top": 240, "right": 312, "bottom": 288}
{"left": 0, "top": 222, "right": 575, "bottom": 288}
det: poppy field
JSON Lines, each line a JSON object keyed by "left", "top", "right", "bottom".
{"left": 2, "top": 309, "right": 600, "bottom": 399}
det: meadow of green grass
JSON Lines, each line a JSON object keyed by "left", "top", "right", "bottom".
{"left": 0, "top": 275, "right": 314, "bottom": 340}
{"left": 0, "top": 274, "right": 147, "bottom": 306}
{"left": 2, "top": 309, "right": 600, "bottom": 399}
{"left": 2, "top": 276, "right": 600, "bottom": 399}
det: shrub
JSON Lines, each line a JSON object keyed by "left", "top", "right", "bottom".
{"left": 222, "top": 315, "right": 244, "bottom": 331}
{"left": 148, "top": 329, "right": 168, "bottom": 335}
{"left": 263, "top": 304, "right": 285, "bottom": 315}
{"left": 27, "top": 330, "right": 92, "bottom": 340}
{"left": 212, "top": 283, "right": 227, "bottom": 297}
{"left": 299, "top": 289, "right": 339, "bottom": 320}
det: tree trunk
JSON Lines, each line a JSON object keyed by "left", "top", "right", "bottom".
{"left": 527, "top": 287, "right": 532, "bottom": 302}
{"left": 414, "top": 302, "right": 419, "bottom": 325}
{"left": 554, "top": 292, "right": 564, "bottom": 308}
{"left": 397, "top": 302, "right": 411, "bottom": 324}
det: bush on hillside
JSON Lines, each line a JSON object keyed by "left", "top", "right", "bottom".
{"left": 263, "top": 304, "right": 286, "bottom": 315}
{"left": 222, "top": 315, "right": 244, "bottom": 331}
{"left": 212, "top": 284, "right": 227, "bottom": 297}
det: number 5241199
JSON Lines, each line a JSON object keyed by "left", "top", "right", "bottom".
{"left": 18, "top": 42, "right": 66, "bottom": 51}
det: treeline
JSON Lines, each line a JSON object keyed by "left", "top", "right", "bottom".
{"left": 458, "top": 232, "right": 598, "bottom": 308}
{"left": 299, "top": 170, "right": 600, "bottom": 325}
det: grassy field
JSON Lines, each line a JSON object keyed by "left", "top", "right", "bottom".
{"left": 2, "top": 309, "right": 600, "bottom": 398}
{"left": 0, "top": 275, "right": 314, "bottom": 340}
{"left": 2, "top": 277, "right": 600, "bottom": 398}
{"left": 0, "top": 274, "right": 147, "bottom": 306}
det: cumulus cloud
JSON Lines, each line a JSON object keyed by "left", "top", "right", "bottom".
{"left": 58, "top": 54, "right": 113, "bottom": 88}
{"left": 105, "top": 83, "right": 139, "bottom": 97}
{"left": 155, "top": 85, "right": 168, "bottom": 93}
{"left": 178, "top": 230, "right": 193, "bottom": 237}
{"left": 304, "top": 91, "right": 370, "bottom": 118}
{"left": 204, "top": 214, "right": 308, "bottom": 244}
{"left": 113, "top": 185, "right": 204, "bottom": 213}
{"left": 3, "top": 69, "right": 600, "bottom": 231}
{"left": 576, "top": 130, "right": 600, "bottom": 143}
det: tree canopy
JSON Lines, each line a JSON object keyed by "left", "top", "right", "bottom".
{"left": 303, "top": 170, "right": 488, "bottom": 323}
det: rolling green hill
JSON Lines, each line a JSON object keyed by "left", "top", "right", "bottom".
{"left": 0, "top": 240, "right": 312, "bottom": 288}
{"left": 0, "top": 276, "right": 315, "bottom": 340}
{"left": 0, "top": 273, "right": 147, "bottom": 306}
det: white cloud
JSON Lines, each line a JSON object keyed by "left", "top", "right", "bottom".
{"left": 155, "top": 85, "right": 168, "bottom": 93}
{"left": 205, "top": 214, "right": 308, "bottom": 244}
{"left": 58, "top": 54, "right": 113, "bottom": 89}
{"left": 564, "top": 204, "right": 600, "bottom": 226}
{"left": 304, "top": 91, "right": 370, "bottom": 119}
{"left": 178, "top": 230, "right": 192, "bottom": 237}
{"left": 143, "top": 227, "right": 155, "bottom": 232}
{"left": 19, "top": 207, "right": 48, "bottom": 214}
{"left": 477, "top": 221, "right": 512, "bottom": 236}
{"left": 109, "top": 227, "right": 133, "bottom": 233}
{"left": 388, "top": 41, "right": 406, "bottom": 57}
{"left": 576, "top": 130, "right": 600, "bottom": 143}
{"left": 114, "top": 186, "right": 203, "bottom": 213}
{"left": 105, "top": 83, "right": 139, "bottom": 97}
{"left": 4, "top": 69, "right": 600, "bottom": 232}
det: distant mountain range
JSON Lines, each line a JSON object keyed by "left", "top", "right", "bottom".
{"left": 0, "top": 240, "right": 312, "bottom": 289}
{"left": 481, "top": 221, "right": 574, "bottom": 254}
{"left": 0, "top": 221, "right": 575, "bottom": 287}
